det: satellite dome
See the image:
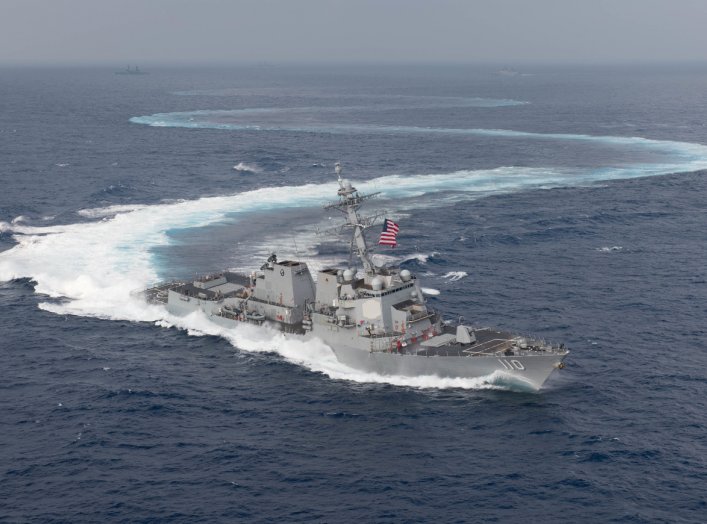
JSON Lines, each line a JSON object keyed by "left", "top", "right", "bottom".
{"left": 343, "top": 269, "right": 354, "bottom": 282}
{"left": 400, "top": 269, "right": 412, "bottom": 282}
{"left": 371, "top": 277, "right": 384, "bottom": 291}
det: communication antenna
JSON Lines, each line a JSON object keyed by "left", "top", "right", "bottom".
{"left": 292, "top": 235, "right": 302, "bottom": 258}
{"left": 335, "top": 162, "right": 344, "bottom": 190}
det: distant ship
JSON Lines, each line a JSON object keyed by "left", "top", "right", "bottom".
{"left": 496, "top": 68, "right": 534, "bottom": 77}
{"left": 144, "top": 163, "right": 569, "bottom": 390}
{"left": 115, "top": 66, "right": 149, "bottom": 75}
{"left": 496, "top": 68, "right": 520, "bottom": 77}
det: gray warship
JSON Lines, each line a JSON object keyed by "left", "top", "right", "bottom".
{"left": 145, "top": 164, "right": 568, "bottom": 389}
{"left": 115, "top": 66, "right": 149, "bottom": 75}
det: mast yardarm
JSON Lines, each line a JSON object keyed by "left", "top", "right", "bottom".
{"left": 324, "top": 162, "right": 381, "bottom": 275}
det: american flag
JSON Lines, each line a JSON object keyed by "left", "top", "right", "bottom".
{"left": 378, "top": 218, "right": 399, "bottom": 247}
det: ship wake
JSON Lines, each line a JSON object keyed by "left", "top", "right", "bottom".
{"left": 2, "top": 142, "right": 707, "bottom": 389}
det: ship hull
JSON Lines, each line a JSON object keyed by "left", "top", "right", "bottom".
{"left": 327, "top": 343, "right": 563, "bottom": 390}
{"left": 162, "top": 292, "right": 564, "bottom": 390}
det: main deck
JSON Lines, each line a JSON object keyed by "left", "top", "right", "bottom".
{"left": 413, "top": 326, "right": 565, "bottom": 358}
{"left": 144, "top": 271, "right": 250, "bottom": 304}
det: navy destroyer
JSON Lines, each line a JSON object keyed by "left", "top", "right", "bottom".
{"left": 145, "top": 164, "right": 568, "bottom": 389}
{"left": 115, "top": 65, "right": 149, "bottom": 75}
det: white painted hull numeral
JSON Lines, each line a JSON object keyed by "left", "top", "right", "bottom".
{"left": 498, "top": 359, "right": 525, "bottom": 371}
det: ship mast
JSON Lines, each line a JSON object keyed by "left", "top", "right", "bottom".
{"left": 324, "top": 163, "right": 381, "bottom": 275}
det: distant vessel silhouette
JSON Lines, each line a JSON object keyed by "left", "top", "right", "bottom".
{"left": 115, "top": 66, "right": 149, "bottom": 75}
{"left": 496, "top": 68, "right": 520, "bottom": 77}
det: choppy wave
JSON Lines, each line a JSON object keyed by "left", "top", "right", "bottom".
{"left": 402, "top": 252, "right": 438, "bottom": 264}
{"left": 443, "top": 271, "right": 468, "bottom": 282}
{"left": 233, "top": 162, "right": 263, "bottom": 173}
{"left": 78, "top": 204, "right": 148, "bottom": 218}
{"left": 370, "top": 251, "right": 438, "bottom": 268}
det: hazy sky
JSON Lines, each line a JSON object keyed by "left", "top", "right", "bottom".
{"left": 2, "top": 0, "right": 707, "bottom": 65}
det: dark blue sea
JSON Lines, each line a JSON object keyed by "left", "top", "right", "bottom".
{"left": 1, "top": 65, "right": 706, "bottom": 523}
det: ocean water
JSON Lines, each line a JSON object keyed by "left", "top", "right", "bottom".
{"left": 1, "top": 64, "right": 706, "bottom": 522}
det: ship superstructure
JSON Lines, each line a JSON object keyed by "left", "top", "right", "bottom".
{"left": 145, "top": 164, "right": 568, "bottom": 389}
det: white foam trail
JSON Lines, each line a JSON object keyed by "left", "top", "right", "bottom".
{"left": 128, "top": 112, "right": 707, "bottom": 164}
{"left": 78, "top": 204, "right": 149, "bottom": 218}
{"left": 370, "top": 253, "right": 398, "bottom": 266}
{"left": 233, "top": 162, "right": 263, "bottom": 173}
{"left": 2, "top": 147, "right": 706, "bottom": 389}
{"left": 0, "top": 161, "right": 701, "bottom": 313}
{"left": 443, "top": 271, "right": 468, "bottom": 282}
{"left": 371, "top": 251, "right": 437, "bottom": 268}
{"left": 596, "top": 246, "right": 623, "bottom": 252}
{"left": 403, "top": 252, "right": 438, "bottom": 264}
{"left": 0, "top": 177, "right": 504, "bottom": 391}
{"left": 0, "top": 182, "right": 338, "bottom": 311}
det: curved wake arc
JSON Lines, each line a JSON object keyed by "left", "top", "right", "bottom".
{"left": 2, "top": 129, "right": 707, "bottom": 389}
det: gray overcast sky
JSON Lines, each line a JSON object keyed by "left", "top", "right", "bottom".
{"left": 2, "top": 0, "right": 707, "bottom": 65}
